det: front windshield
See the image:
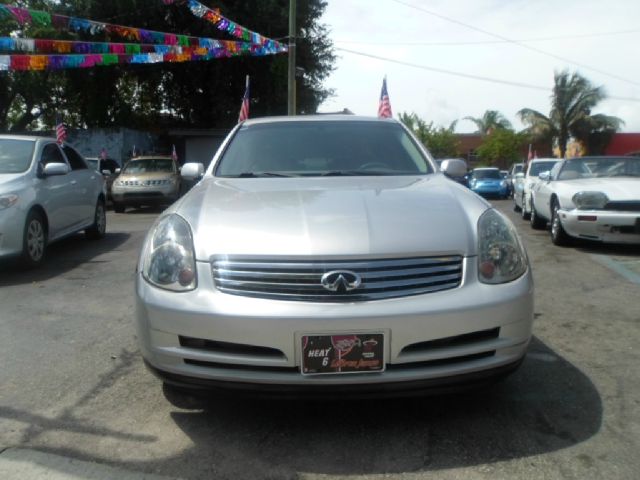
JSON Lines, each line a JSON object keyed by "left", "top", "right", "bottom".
{"left": 0, "top": 139, "right": 35, "bottom": 174}
{"left": 529, "top": 161, "right": 558, "bottom": 176}
{"left": 564, "top": 157, "right": 640, "bottom": 179}
{"left": 473, "top": 169, "right": 501, "bottom": 179}
{"left": 123, "top": 158, "right": 174, "bottom": 174}
{"left": 216, "top": 121, "right": 433, "bottom": 177}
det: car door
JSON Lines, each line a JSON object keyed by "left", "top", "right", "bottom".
{"left": 37, "top": 142, "right": 74, "bottom": 238}
{"left": 535, "top": 162, "right": 562, "bottom": 220}
{"left": 62, "top": 145, "right": 98, "bottom": 227}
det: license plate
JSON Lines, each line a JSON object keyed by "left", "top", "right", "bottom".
{"left": 301, "top": 333, "right": 384, "bottom": 375}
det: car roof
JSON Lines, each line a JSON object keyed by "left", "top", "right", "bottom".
{"left": 473, "top": 167, "right": 499, "bottom": 171}
{"left": 129, "top": 155, "right": 173, "bottom": 160}
{"left": 529, "top": 157, "right": 558, "bottom": 162}
{"left": 0, "top": 134, "right": 56, "bottom": 142}
{"left": 241, "top": 115, "right": 397, "bottom": 126}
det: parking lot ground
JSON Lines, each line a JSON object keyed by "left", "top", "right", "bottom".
{"left": 1, "top": 201, "right": 639, "bottom": 480}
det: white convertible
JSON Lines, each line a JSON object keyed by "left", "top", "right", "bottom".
{"left": 530, "top": 156, "right": 640, "bottom": 245}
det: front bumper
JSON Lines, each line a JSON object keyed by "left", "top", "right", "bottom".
{"left": 111, "top": 184, "right": 179, "bottom": 206}
{"left": 471, "top": 184, "right": 508, "bottom": 197}
{"left": 0, "top": 205, "right": 26, "bottom": 259}
{"left": 135, "top": 257, "right": 534, "bottom": 391}
{"left": 560, "top": 208, "right": 640, "bottom": 244}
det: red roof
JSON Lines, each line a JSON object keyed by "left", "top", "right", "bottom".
{"left": 605, "top": 133, "right": 640, "bottom": 155}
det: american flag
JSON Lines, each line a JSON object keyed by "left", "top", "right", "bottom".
{"left": 171, "top": 144, "right": 178, "bottom": 162}
{"left": 238, "top": 75, "right": 250, "bottom": 123}
{"left": 55, "top": 116, "right": 67, "bottom": 145}
{"left": 378, "top": 77, "right": 392, "bottom": 118}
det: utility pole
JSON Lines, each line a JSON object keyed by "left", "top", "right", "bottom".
{"left": 287, "top": 0, "right": 296, "bottom": 116}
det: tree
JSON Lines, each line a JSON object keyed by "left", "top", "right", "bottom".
{"left": 398, "top": 112, "right": 460, "bottom": 159}
{"left": 476, "top": 129, "right": 526, "bottom": 168}
{"left": 0, "top": 0, "right": 336, "bottom": 131}
{"left": 463, "top": 110, "right": 512, "bottom": 135}
{"left": 518, "top": 70, "right": 623, "bottom": 157}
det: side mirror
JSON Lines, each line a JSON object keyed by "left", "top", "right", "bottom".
{"left": 115, "top": 168, "right": 121, "bottom": 174}
{"left": 514, "top": 172, "right": 525, "bottom": 180}
{"left": 440, "top": 159, "right": 468, "bottom": 178}
{"left": 538, "top": 171, "right": 551, "bottom": 181}
{"left": 181, "top": 162, "right": 205, "bottom": 180}
{"left": 43, "top": 163, "right": 69, "bottom": 177}
{"left": 101, "top": 169, "right": 111, "bottom": 176}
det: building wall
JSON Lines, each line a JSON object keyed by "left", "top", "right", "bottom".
{"left": 605, "top": 133, "right": 640, "bottom": 156}
{"left": 67, "top": 128, "right": 156, "bottom": 166}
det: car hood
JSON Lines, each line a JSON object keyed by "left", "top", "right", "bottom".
{"left": 173, "top": 175, "right": 488, "bottom": 261}
{"left": 0, "top": 173, "right": 25, "bottom": 191}
{"left": 559, "top": 177, "right": 640, "bottom": 200}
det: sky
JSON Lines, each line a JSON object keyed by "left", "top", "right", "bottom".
{"left": 318, "top": 0, "right": 640, "bottom": 133}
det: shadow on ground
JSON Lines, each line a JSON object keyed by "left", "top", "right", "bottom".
{"left": 6, "top": 335, "right": 600, "bottom": 479}
{"left": 0, "top": 232, "right": 130, "bottom": 287}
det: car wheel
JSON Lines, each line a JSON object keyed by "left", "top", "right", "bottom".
{"left": 550, "top": 201, "right": 572, "bottom": 246}
{"left": 521, "top": 195, "right": 530, "bottom": 220}
{"left": 513, "top": 197, "right": 521, "bottom": 212}
{"left": 86, "top": 199, "right": 107, "bottom": 239}
{"left": 530, "top": 201, "right": 546, "bottom": 229}
{"left": 21, "top": 210, "right": 47, "bottom": 268}
{"left": 114, "top": 202, "right": 126, "bottom": 213}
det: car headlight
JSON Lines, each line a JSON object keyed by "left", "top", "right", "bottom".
{"left": 500, "top": 180, "right": 507, "bottom": 187}
{"left": 0, "top": 194, "right": 19, "bottom": 210}
{"left": 572, "top": 191, "right": 608, "bottom": 210}
{"left": 142, "top": 214, "right": 197, "bottom": 291}
{"left": 478, "top": 209, "right": 528, "bottom": 284}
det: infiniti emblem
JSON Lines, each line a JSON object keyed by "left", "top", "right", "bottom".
{"left": 321, "top": 270, "right": 362, "bottom": 293}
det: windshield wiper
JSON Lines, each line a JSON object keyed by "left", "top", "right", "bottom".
{"left": 321, "top": 170, "right": 388, "bottom": 176}
{"left": 236, "top": 172, "right": 294, "bottom": 178}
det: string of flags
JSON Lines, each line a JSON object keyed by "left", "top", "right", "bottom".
{"left": 163, "top": 0, "right": 286, "bottom": 52}
{"left": 0, "top": 2, "right": 287, "bottom": 72}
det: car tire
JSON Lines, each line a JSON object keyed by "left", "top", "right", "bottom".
{"left": 86, "top": 199, "right": 107, "bottom": 240}
{"left": 530, "top": 201, "right": 546, "bottom": 229}
{"left": 550, "top": 201, "right": 572, "bottom": 246}
{"left": 114, "top": 202, "right": 126, "bottom": 213}
{"left": 21, "top": 210, "right": 47, "bottom": 268}
{"left": 513, "top": 199, "right": 521, "bottom": 212}
{"left": 521, "top": 195, "right": 530, "bottom": 220}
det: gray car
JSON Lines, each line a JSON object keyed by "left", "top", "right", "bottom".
{"left": 135, "top": 116, "right": 534, "bottom": 396}
{"left": 0, "top": 135, "right": 106, "bottom": 267}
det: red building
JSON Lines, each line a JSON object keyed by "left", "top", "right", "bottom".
{"left": 604, "top": 133, "right": 640, "bottom": 156}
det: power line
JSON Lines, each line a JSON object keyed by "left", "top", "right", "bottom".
{"left": 335, "top": 28, "right": 640, "bottom": 47}
{"left": 336, "top": 47, "right": 640, "bottom": 102}
{"left": 388, "top": 0, "right": 640, "bottom": 87}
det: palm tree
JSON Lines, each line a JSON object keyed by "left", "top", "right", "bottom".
{"left": 518, "top": 70, "right": 623, "bottom": 157}
{"left": 463, "top": 110, "right": 512, "bottom": 135}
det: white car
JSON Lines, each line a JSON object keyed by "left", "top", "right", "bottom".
{"left": 513, "top": 158, "right": 559, "bottom": 219}
{"left": 530, "top": 156, "right": 640, "bottom": 245}
{"left": 135, "top": 116, "right": 534, "bottom": 396}
{"left": 0, "top": 135, "right": 107, "bottom": 266}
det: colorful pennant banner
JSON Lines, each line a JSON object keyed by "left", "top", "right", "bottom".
{"left": 0, "top": 3, "right": 286, "bottom": 52}
{"left": 0, "top": 36, "right": 266, "bottom": 56}
{"left": 164, "top": 0, "right": 285, "bottom": 53}
{"left": 0, "top": 45, "right": 274, "bottom": 72}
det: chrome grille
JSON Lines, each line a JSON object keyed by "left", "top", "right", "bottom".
{"left": 212, "top": 256, "right": 463, "bottom": 302}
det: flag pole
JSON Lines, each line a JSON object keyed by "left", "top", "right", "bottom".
{"left": 287, "top": 0, "right": 297, "bottom": 116}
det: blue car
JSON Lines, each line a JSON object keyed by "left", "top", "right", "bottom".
{"left": 468, "top": 167, "right": 509, "bottom": 198}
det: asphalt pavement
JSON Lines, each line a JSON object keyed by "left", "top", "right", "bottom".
{"left": 1, "top": 201, "right": 639, "bottom": 480}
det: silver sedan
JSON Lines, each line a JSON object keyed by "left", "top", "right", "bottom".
{"left": 135, "top": 116, "right": 534, "bottom": 396}
{"left": 0, "top": 135, "right": 106, "bottom": 267}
